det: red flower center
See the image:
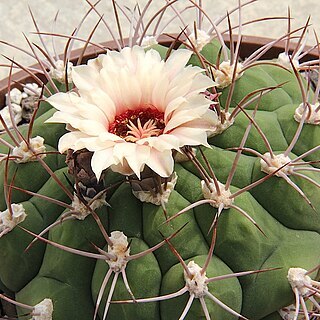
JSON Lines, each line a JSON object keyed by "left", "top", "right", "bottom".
{"left": 109, "top": 107, "right": 165, "bottom": 142}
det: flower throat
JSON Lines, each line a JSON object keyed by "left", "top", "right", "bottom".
{"left": 109, "top": 107, "right": 165, "bottom": 142}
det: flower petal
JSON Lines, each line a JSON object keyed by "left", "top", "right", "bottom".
{"left": 146, "top": 149, "right": 174, "bottom": 178}
{"left": 125, "top": 144, "right": 150, "bottom": 178}
{"left": 165, "top": 49, "right": 193, "bottom": 79}
{"left": 72, "top": 64, "right": 100, "bottom": 91}
{"left": 58, "top": 131, "right": 89, "bottom": 153}
{"left": 170, "top": 125, "right": 211, "bottom": 148}
{"left": 137, "top": 134, "right": 180, "bottom": 152}
{"left": 91, "top": 148, "right": 118, "bottom": 180}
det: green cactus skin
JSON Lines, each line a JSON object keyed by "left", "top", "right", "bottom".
{"left": 0, "top": 39, "right": 319, "bottom": 320}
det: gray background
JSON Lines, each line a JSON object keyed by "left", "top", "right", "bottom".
{"left": 0, "top": 0, "right": 319, "bottom": 80}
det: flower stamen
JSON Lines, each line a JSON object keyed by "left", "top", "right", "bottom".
{"left": 109, "top": 107, "right": 165, "bottom": 142}
{"left": 126, "top": 118, "right": 162, "bottom": 142}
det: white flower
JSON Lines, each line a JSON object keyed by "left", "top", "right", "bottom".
{"left": 0, "top": 203, "right": 27, "bottom": 237}
{"left": 32, "top": 298, "right": 53, "bottom": 320}
{"left": 0, "top": 103, "right": 22, "bottom": 130}
{"left": 49, "top": 60, "right": 74, "bottom": 83}
{"left": 12, "top": 136, "right": 46, "bottom": 163}
{"left": 47, "top": 46, "right": 215, "bottom": 179}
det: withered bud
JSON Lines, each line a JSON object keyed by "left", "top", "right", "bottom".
{"left": 21, "top": 95, "right": 39, "bottom": 122}
{"left": 66, "top": 149, "right": 105, "bottom": 199}
{"left": 128, "top": 167, "right": 173, "bottom": 194}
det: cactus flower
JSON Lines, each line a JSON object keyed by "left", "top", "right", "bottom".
{"left": 47, "top": 46, "right": 216, "bottom": 179}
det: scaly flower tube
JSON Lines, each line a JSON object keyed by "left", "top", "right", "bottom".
{"left": 46, "top": 46, "right": 216, "bottom": 179}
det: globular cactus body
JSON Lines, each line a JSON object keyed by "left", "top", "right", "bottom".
{"left": 0, "top": 10, "right": 320, "bottom": 320}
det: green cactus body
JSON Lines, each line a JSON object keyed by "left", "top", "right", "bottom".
{"left": 0, "top": 38, "right": 319, "bottom": 320}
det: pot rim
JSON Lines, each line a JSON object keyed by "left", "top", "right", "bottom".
{"left": 0, "top": 34, "right": 318, "bottom": 104}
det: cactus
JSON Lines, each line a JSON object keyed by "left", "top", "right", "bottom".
{"left": 0, "top": 1, "right": 320, "bottom": 320}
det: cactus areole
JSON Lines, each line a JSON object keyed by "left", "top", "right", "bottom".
{"left": 0, "top": 3, "right": 320, "bottom": 320}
